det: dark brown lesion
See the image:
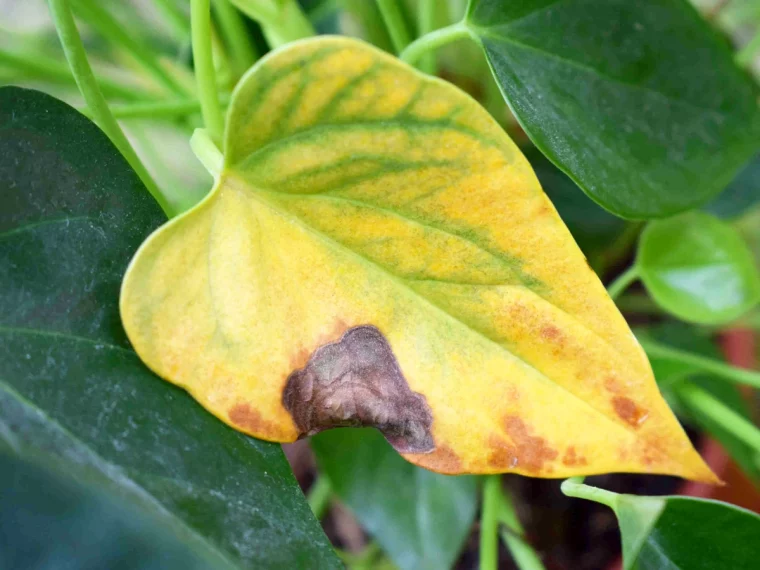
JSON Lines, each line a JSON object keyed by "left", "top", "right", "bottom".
{"left": 282, "top": 325, "right": 434, "bottom": 453}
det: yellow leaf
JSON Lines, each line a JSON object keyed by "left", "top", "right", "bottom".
{"left": 120, "top": 37, "right": 716, "bottom": 482}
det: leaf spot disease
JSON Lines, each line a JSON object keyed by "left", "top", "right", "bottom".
{"left": 488, "top": 416, "right": 558, "bottom": 473}
{"left": 229, "top": 403, "right": 279, "bottom": 434}
{"left": 282, "top": 325, "right": 434, "bottom": 453}
{"left": 562, "top": 446, "right": 588, "bottom": 467}
{"left": 612, "top": 396, "right": 649, "bottom": 428}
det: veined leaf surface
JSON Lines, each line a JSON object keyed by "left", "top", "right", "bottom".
{"left": 121, "top": 37, "right": 714, "bottom": 481}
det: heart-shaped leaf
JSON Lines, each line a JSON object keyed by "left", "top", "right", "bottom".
{"left": 0, "top": 86, "right": 339, "bottom": 570}
{"left": 563, "top": 479, "right": 760, "bottom": 570}
{"left": 465, "top": 0, "right": 760, "bottom": 219}
{"left": 121, "top": 37, "right": 714, "bottom": 481}
{"left": 312, "top": 428, "right": 478, "bottom": 570}
{"left": 637, "top": 212, "right": 760, "bottom": 324}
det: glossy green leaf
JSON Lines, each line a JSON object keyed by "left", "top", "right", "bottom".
{"left": 645, "top": 323, "right": 760, "bottom": 484}
{"left": 705, "top": 153, "right": 760, "bottom": 220}
{"left": 638, "top": 212, "right": 760, "bottom": 324}
{"left": 0, "top": 86, "right": 340, "bottom": 570}
{"left": 312, "top": 428, "right": 478, "bottom": 570}
{"left": 0, "top": 452, "right": 214, "bottom": 570}
{"left": 465, "top": 0, "right": 760, "bottom": 219}
{"left": 616, "top": 495, "right": 760, "bottom": 570}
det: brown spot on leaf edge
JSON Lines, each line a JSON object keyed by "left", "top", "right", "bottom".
{"left": 488, "top": 416, "right": 558, "bottom": 473}
{"left": 612, "top": 396, "right": 649, "bottom": 428}
{"left": 229, "top": 403, "right": 278, "bottom": 434}
{"left": 410, "top": 443, "right": 463, "bottom": 474}
{"left": 282, "top": 325, "right": 434, "bottom": 454}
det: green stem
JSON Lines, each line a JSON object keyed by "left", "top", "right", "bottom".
{"left": 48, "top": 0, "right": 170, "bottom": 217}
{"left": 640, "top": 338, "right": 760, "bottom": 390}
{"left": 416, "top": 0, "right": 437, "bottom": 74}
{"left": 212, "top": 0, "right": 258, "bottom": 76}
{"left": 376, "top": 0, "right": 413, "bottom": 53}
{"left": 400, "top": 22, "right": 471, "bottom": 65}
{"left": 736, "top": 28, "right": 760, "bottom": 68}
{"left": 679, "top": 383, "right": 760, "bottom": 451}
{"left": 190, "top": 128, "right": 224, "bottom": 179}
{"left": 615, "top": 294, "right": 663, "bottom": 316}
{"left": 606, "top": 265, "right": 639, "bottom": 300}
{"left": 79, "top": 96, "right": 230, "bottom": 120}
{"left": 307, "top": 476, "right": 333, "bottom": 520}
{"left": 560, "top": 477, "right": 619, "bottom": 510}
{"left": 0, "top": 49, "right": 146, "bottom": 101}
{"left": 231, "top": 0, "right": 315, "bottom": 48}
{"left": 480, "top": 475, "right": 501, "bottom": 570}
{"left": 497, "top": 488, "right": 546, "bottom": 570}
{"left": 191, "top": 0, "right": 225, "bottom": 146}
{"left": 70, "top": 0, "right": 188, "bottom": 96}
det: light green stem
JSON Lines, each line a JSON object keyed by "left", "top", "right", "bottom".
{"left": 376, "top": 0, "right": 413, "bottom": 53}
{"left": 306, "top": 476, "right": 333, "bottom": 520}
{"left": 640, "top": 339, "right": 760, "bottom": 390}
{"left": 736, "top": 28, "right": 760, "bottom": 68}
{"left": 679, "top": 383, "right": 760, "bottom": 451}
{"left": 191, "top": 0, "right": 225, "bottom": 146}
{"left": 400, "top": 22, "right": 471, "bottom": 65}
{"left": 231, "top": 0, "right": 315, "bottom": 48}
{"left": 480, "top": 475, "right": 501, "bottom": 570}
{"left": 84, "top": 96, "right": 229, "bottom": 119}
{"left": 607, "top": 265, "right": 639, "bottom": 300}
{"left": 48, "top": 0, "right": 170, "bottom": 217}
{"left": 417, "top": 0, "right": 437, "bottom": 74}
{"left": 497, "top": 488, "right": 546, "bottom": 570}
{"left": 0, "top": 49, "right": 146, "bottom": 101}
{"left": 190, "top": 128, "right": 223, "bottom": 179}
{"left": 70, "top": 0, "right": 188, "bottom": 96}
{"left": 560, "top": 477, "right": 619, "bottom": 510}
{"left": 212, "top": 0, "right": 258, "bottom": 75}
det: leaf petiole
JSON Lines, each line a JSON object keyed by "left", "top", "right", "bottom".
{"left": 47, "top": 0, "right": 170, "bottom": 217}
{"left": 640, "top": 339, "right": 760, "bottom": 390}
{"left": 190, "top": 128, "right": 223, "bottom": 179}
{"left": 400, "top": 22, "right": 471, "bottom": 65}
{"left": 191, "top": 0, "right": 225, "bottom": 146}
{"left": 560, "top": 478, "right": 619, "bottom": 510}
{"left": 678, "top": 383, "right": 760, "bottom": 452}
{"left": 496, "top": 486, "right": 546, "bottom": 570}
{"left": 607, "top": 265, "right": 639, "bottom": 300}
{"left": 307, "top": 475, "right": 333, "bottom": 520}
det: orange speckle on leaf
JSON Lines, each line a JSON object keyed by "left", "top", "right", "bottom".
{"left": 411, "top": 443, "right": 462, "bottom": 474}
{"left": 562, "top": 446, "right": 588, "bottom": 467}
{"left": 488, "top": 416, "right": 558, "bottom": 473}
{"left": 229, "top": 403, "right": 277, "bottom": 434}
{"left": 604, "top": 377, "right": 622, "bottom": 394}
{"left": 540, "top": 325, "right": 562, "bottom": 342}
{"left": 612, "top": 396, "right": 649, "bottom": 428}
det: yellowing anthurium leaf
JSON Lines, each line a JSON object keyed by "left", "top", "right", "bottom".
{"left": 120, "top": 37, "right": 716, "bottom": 482}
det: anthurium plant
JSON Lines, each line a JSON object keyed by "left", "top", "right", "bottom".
{"left": 1, "top": 1, "right": 760, "bottom": 569}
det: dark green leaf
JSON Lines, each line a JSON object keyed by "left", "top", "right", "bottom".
{"left": 705, "top": 153, "right": 760, "bottom": 220}
{"left": 615, "top": 494, "right": 760, "bottom": 570}
{"left": 466, "top": 0, "right": 760, "bottom": 219}
{"left": 645, "top": 323, "right": 760, "bottom": 484}
{"left": 0, "top": 86, "right": 339, "bottom": 570}
{"left": 312, "top": 428, "right": 478, "bottom": 570}
{"left": 0, "top": 451, "right": 215, "bottom": 570}
{"left": 638, "top": 211, "right": 760, "bottom": 324}
{"left": 524, "top": 146, "right": 626, "bottom": 257}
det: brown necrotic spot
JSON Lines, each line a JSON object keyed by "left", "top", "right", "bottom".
{"left": 612, "top": 396, "right": 649, "bottom": 428}
{"left": 282, "top": 325, "right": 434, "bottom": 454}
{"left": 488, "top": 416, "right": 558, "bottom": 473}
